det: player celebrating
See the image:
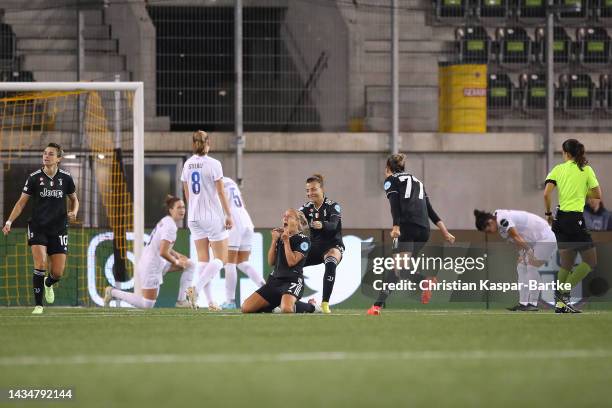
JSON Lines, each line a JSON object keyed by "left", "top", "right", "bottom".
{"left": 299, "top": 174, "right": 343, "bottom": 314}
{"left": 544, "top": 139, "right": 601, "bottom": 313}
{"left": 474, "top": 209, "right": 556, "bottom": 311}
{"left": 241, "top": 209, "right": 319, "bottom": 313}
{"left": 367, "top": 154, "right": 455, "bottom": 316}
{"left": 181, "top": 130, "right": 233, "bottom": 311}
{"left": 220, "top": 176, "right": 265, "bottom": 309}
{"left": 2, "top": 143, "right": 78, "bottom": 314}
{"left": 103, "top": 196, "right": 194, "bottom": 309}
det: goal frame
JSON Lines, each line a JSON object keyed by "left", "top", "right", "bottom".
{"left": 0, "top": 81, "right": 145, "bottom": 295}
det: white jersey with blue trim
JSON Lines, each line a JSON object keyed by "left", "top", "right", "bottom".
{"left": 494, "top": 209, "right": 554, "bottom": 243}
{"left": 180, "top": 154, "right": 224, "bottom": 222}
{"left": 223, "top": 177, "right": 254, "bottom": 229}
{"left": 140, "top": 215, "right": 178, "bottom": 272}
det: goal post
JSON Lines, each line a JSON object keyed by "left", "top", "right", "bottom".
{"left": 0, "top": 82, "right": 144, "bottom": 305}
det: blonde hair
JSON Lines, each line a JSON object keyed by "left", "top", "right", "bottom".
{"left": 287, "top": 208, "right": 309, "bottom": 235}
{"left": 192, "top": 130, "right": 209, "bottom": 155}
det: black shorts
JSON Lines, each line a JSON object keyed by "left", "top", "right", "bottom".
{"left": 394, "top": 223, "right": 430, "bottom": 255}
{"left": 552, "top": 210, "right": 594, "bottom": 251}
{"left": 304, "top": 240, "right": 344, "bottom": 267}
{"left": 27, "top": 224, "right": 68, "bottom": 255}
{"left": 256, "top": 275, "right": 304, "bottom": 307}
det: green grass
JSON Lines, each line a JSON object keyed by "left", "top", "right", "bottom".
{"left": 1, "top": 308, "right": 612, "bottom": 408}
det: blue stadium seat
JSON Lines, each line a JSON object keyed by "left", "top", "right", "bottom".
{"left": 487, "top": 73, "right": 515, "bottom": 111}
{"left": 535, "top": 26, "right": 572, "bottom": 65}
{"left": 456, "top": 26, "right": 492, "bottom": 63}
{"left": 496, "top": 27, "right": 533, "bottom": 68}
{"left": 559, "top": 73, "right": 596, "bottom": 111}
{"left": 576, "top": 27, "right": 611, "bottom": 66}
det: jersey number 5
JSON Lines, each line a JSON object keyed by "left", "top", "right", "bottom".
{"left": 398, "top": 175, "right": 424, "bottom": 199}
{"left": 191, "top": 172, "right": 201, "bottom": 195}
{"left": 230, "top": 187, "right": 243, "bottom": 208}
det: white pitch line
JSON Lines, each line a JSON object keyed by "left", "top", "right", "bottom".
{"left": 1, "top": 349, "right": 612, "bottom": 367}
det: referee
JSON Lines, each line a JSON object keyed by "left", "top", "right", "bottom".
{"left": 544, "top": 139, "right": 601, "bottom": 314}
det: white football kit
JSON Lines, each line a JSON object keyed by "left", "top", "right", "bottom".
{"left": 139, "top": 215, "right": 178, "bottom": 289}
{"left": 223, "top": 177, "right": 255, "bottom": 251}
{"left": 181, "top": 154, "right": 228, "bottom": 241}
{"left": 495, "top": 209, "right": 557, "bottom": 261}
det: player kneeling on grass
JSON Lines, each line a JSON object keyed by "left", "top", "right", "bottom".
{"left": 241, "top": 209, "right": 320, "bottom": 314}
{"left": 474, "top": 209, "right": 556, "bottom": 312}
{"left": 104, "top": 196, "right": 194, "bottom": 309}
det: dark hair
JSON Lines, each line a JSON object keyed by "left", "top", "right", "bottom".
{"left": 562, "top": 139, "right": 588, "bottom": 171}
{"left": 46, "top": 142, "right": 63, "bottom": 157}
{"left": 165, "top": 195, "right": 182, "bottom": 213}
{"left": 306, "top": 173, "right": 324, "bottom": 188}
{"left": 192, "top": 130, "right": 209, "bottom": 155}
{"left": 474, "top": 209, "right": 495, "bottom": 231}
{"left": 386, "top": 154, "right": 405, "bottom": 173}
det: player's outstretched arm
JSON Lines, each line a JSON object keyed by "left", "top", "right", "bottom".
{"left": 3, "top": 193, "right": 30, "bottom": 235}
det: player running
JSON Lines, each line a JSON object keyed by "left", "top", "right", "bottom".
{"left": 221, "top": 176, "right": 265, "bottom": 309}
{"left": 544, "top": 139, "right": 601, "bottom": 313}
{"left": 3, "top": 143, "right": 79, "bottom": 314}
{"left": 299, "top": 174, "right": 343, "bottom": 314}
{"left": 367, "top": 154, "right": 455, "bottom": 316}
{"left": 474, "top": 209, "right": 556, "bottom": 311}
{"left": 103, "top": 196, "right": 194, "bottom": 309}
{"left": 181, "top": 130, "right": 233, "bottom": 311}
{"left": 241, "top": 209, "right": 320, "bottom": 314}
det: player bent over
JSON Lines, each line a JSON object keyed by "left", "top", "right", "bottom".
{"left": 241, "top": 209, "right": 320, "bottom": 314}
{"left": 104, "top": 196, "right": 194, "bottom": 308}
{"left": 474, "top": 209, "right": 557, "bottom": 311}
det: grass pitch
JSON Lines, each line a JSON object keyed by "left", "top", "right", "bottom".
{"left": 1, "top": 308, "right": 611, "bottom": 408}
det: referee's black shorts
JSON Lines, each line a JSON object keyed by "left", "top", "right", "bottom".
{"left": 394, "top": 223, "right": 430, "bottom": 255}
{"left": 552, "top": 210, "right": 594, "bottom": 251}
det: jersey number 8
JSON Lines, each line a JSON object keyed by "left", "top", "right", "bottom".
{"left": 191, "top": 172, "right": 201, "bottom": 195}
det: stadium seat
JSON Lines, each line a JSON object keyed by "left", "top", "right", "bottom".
{"left": 555, "top": 0, "right": 589, "bottom": 22}
{"left": 576, "top": 27, "right": 611, "bottom": 65}
{"left": 496, "top": 27, "right": 533, "bottom": 67}
{"left": 0, "top": 23, "right": 16, "bottom": 70}
{"left": 476, "top": 0, "right": 510, "bottom": 20}
{"left": 534, "top": 26, "right": 572, "bottom": 65}
{"left": 559, "top": 73, "right": 596, "bottom": 111}
{"left": 516, "top": 0, "right": 546, "bottom": 22}
{"left": 487, "top": 73, "right": 515, "bottom": 111}
{"left": 455, "top": 26, "right": 492, "bottom": 63}
{"left": 519, "top": 72, "right": 557, "bottom": 111}
{"left": 435, "top": 0, "right": 469, "bottom": 19}
{"left": 594, "top": 0, "right": 612, "bottom": 19}
{"left": 600, "top": 74, "right": 612, "bottom": 112}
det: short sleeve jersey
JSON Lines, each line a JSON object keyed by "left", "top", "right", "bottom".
{"left": 270, "top": 233, "right": 311, "bottom": 279}
{"left": 495, "top": 209, "right": 554, "bottom": 243}
{"left": 22, "top": 167, "right": 76, "bottom": 234}
{"left": 546, "top": 162, "right": 599, "bottom": 212}
{"left": 181, "top": 155, "right": 224, "bottom": 222}
{"left": 223, "top": 177, "right": 254, "bottom": 229}
{"left": 299, "top": 198, "right": 343, "bottom": 244}
{"left": 141, "top": 215, "right": 178, "bottom": 271}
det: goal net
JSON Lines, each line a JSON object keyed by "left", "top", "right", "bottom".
{"left": 0, "top": 82, "right": 144, "bottom": 306}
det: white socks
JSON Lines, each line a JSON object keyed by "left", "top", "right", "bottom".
{"left": 195, "top": 259, "right": 224, "bottom": 294}
{"left": 224, "top": 263, "right": 237, "bottom": 303}
{"left": 526, "top": 264, "right": 541, "bottom": 306}
{"left": 237, "top": 261, "right": 265, "bottom": 287}
{"left": 517, "top": 263, "right": 529, "bottom": 305}
{"left": 177, "top": 264, "right": 194, "bottom": 302}
{"left": 110, "top": 288, "right": 156, "bottom": 309}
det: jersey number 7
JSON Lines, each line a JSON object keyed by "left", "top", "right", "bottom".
{"left": 398, "top": 175, "right": 424, "bottom": 199}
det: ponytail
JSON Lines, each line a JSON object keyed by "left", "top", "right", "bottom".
{"left": 562, "top": 138, "right": 588, "bottom": 171}
{"left": 386, "top": 154, "right": 405, "bottom": 174}
{"left": 192, "top": 130, "right": 209, "bottom": 156}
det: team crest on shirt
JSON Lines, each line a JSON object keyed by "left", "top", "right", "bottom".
{"left": 59, "top": 178, "right": 63, "bottom": 186}
{"left": 300, "top": 242, "right": 310, "bottom": 251}
{"left": 384, "top": 181, "right": 391, "bottom": 190}
{"left": 334, "top": 204, "right": 341, "bottom": 213}
{"left": 500, "top": 219, "right": 509, "bottom": 227}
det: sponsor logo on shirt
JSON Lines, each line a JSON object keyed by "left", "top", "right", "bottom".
{"left": 40, "top": 188, "right": 64, "bottom": 198}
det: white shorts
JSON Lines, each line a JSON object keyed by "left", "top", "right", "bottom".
{"left": 139, "top": 260, "right": 171, "bottom": 290}
{"left": 188, "top": 219, "right": 228, "bottom": 242}
{"left": 229, "top": 225, "right": 254, "bottom": 251}
{"left": 533, "top": 234, "right": 557, "bottom": 262}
